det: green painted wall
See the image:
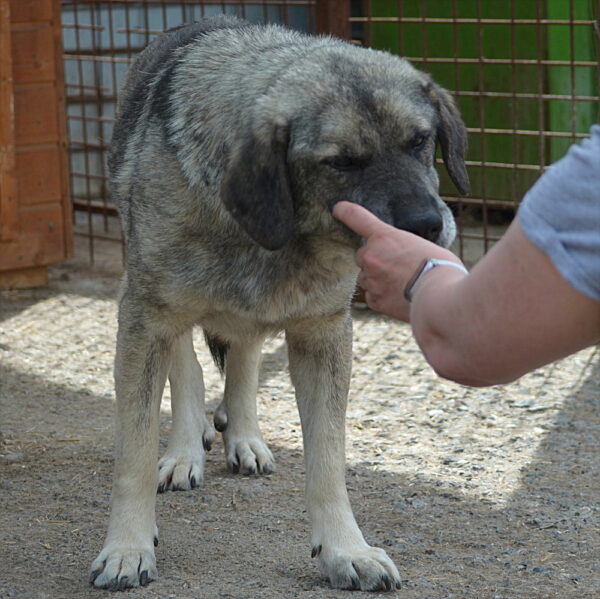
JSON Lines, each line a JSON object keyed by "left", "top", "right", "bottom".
{"left": 366, "top": 0, "right": 598, "bottom": 208}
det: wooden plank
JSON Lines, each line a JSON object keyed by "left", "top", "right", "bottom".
{"left": 14, "top": 83, "right": 59, "bottom": 146}
{"left": 0, "top": 265, "right": 47, "bottom": 289}
{"left": 1, "top": 0, "right": 72, "bottom": 277}
{"left": 10, "top": 0, "right": 53, "bottom": 24}
{"left": 0, "top": 0, "right": 18, "bottom": 241}
{"left": 0, "top": 205, "right": 65, "bottom": 271}
{"left": 20, "top": 204, "right": 64, "bottom": 236}
{"left": 15, "top": 146, "right": 62, "bottom": 206}
{"left": 11, "top": 25, "right": 56, "bottom": 84}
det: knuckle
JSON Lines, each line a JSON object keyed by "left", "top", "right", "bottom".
{"left": 361, "top": 250, "right": 381, "bottom": 270}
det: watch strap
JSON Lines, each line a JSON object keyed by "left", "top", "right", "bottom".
{"left": 404, "top": 258, "right": 468, "bottom": 302}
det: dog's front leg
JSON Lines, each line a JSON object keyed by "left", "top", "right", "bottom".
{"left": 90, "top": 297, "right": 172, "bottom": 590}
{"left": 286, "top": 313, "right": 401, "bottom": 592}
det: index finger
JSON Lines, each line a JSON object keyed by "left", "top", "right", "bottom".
{"left": 332, "top": 201, "right": 388, "bottom": 239}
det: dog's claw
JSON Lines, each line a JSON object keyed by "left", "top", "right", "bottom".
{"left": 153, "top": 536, "right": 159, "bottom": 547}
{"left": 89, "top": 568, "right": 102, "bottom": 585}
{"left": 157, "top": 481, "right": 166, "bottom": 493}
{"left": 107, "top": 575, "right": 128, "bottom": 592}
{"left": 140, "top": 570, "right": 149, "bottom": 586}
{"left": 214, "top": 420, "right": 227, "bottom": 433}
{"left": 311, "top": 544, "right": 322, "bottom": 558}
{"left": 203, "top": 437, "right": 212, "bottom": 451}
{"left": 381, "top": 573, "right": 392, "bottom": 591}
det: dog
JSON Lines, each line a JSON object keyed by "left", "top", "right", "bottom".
{"left": 90, "top": 15, "right": 468, "bottom": 592}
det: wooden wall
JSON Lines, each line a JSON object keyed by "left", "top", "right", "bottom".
{"left": 0, "top": 0, "right": 72, "bottom": 289}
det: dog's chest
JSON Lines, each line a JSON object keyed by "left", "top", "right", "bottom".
{"left": 168, "top": 243, "right": 357, "bottom": 335}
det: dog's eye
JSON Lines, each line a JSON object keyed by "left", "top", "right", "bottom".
{"left": 410, "top": 134, "right": 428, "bottom": 150}
{"left": 323, "top": 156, "right": 362, "bottom": 171}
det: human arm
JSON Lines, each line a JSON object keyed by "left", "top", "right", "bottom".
{"left": 410, "top": 216, "right": 600, "bottom": 386}
{"left": 333, "top": 201, "right": 600, "bottom": 387}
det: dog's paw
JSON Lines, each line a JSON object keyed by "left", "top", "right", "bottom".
{"left": 158, "top": 415, "right": 215, "bottom": 492}
{"left": 90, "top": 545, "right": 157, "bottom": 590}
{"left": 314, "top": 543, "right": 401, "bottom": 592}
{"left": 157, "top": 454, "right": 205, "bottom": 492}
{"left": 224, "top": 432, "right": 275, "bottom": 475}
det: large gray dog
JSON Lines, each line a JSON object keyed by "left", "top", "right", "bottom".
{"left": 90, "top": 15, "right": 468, "bottom": 592}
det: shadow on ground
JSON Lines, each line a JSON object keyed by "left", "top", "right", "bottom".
{"left": 1, "top": 347, "right": 598, "bottom": 599}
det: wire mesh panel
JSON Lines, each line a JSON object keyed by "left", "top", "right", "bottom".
{"left": 61, "top": 1, "right": 599, "bottom": 264}
{"left": 60, "top": 0, "right": 316, "bottom": 263}
{"left": 350, "top": 0, "right": 600, "bottom": 261}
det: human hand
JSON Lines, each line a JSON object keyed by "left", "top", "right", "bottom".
{"left": 332, "top": 201, "right": 464, "bottom": 321}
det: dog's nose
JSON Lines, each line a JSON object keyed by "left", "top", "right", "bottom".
{"left": 404, "top": 211, "right": 443, "bottom": 242}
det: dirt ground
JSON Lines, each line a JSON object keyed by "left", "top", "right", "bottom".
{"left": 1, "top": 247, "right": 599, "bottom": 599}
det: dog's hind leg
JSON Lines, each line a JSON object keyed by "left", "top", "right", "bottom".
{"left": 286, "top": 313, "right": 401, "bottom": 592}
{"left": 157, "top": 329, "right": 216, "bottom": 492}
{"left": 90, "top": 293, "right": 173, "bottom": 590}
{"left": 220, "top": 336, "right": 275, "bottom": 475}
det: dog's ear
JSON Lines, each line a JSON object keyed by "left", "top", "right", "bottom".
{"left": 427, "top": 82, "right": 470, "bottom": 196}
{"left": 220, "top": 122, "right": 294, "bottom": 251}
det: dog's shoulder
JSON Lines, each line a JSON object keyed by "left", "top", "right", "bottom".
{"left": 123, "top": 15, "right": 251, "bottom": 97}
{"left": 109, "top": 16, "right": 253, "bottom": 177}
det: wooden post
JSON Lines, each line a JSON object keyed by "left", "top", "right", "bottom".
{"left": 51, "top": 0, "right": 73, "bottom": 259}
{"left": 0, "top": 0, "right": 18, "bottom": 241}
{"left": 315, "top": 0, "right": 351, "bottom": 40}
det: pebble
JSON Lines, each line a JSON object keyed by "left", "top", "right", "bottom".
{"left": 532, "top": 567, "right": 554, "bottom": 574}
{"left": 1, "top": 453, "right": 25, "bottom": 463}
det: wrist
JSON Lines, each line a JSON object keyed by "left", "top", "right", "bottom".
{"left": 408, "top": 263, "right": 467, "bottom": 329}
{"left": 404, "top": 258, "right": 468, "bottom": 302}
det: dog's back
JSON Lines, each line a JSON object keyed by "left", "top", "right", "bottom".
{"left": 109, "top": 16, "right": 247, "bottom": 177}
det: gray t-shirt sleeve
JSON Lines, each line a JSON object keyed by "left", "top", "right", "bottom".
{"left": 518, "top": 125, "right": 600, "bottom": 301}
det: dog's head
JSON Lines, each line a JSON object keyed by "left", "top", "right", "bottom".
{"left": 221, "top": 45, "right": 469, "bottom": 251}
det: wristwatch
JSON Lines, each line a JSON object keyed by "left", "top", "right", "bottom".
{"left": 403, "top": 258, "right": 469, "bottom": 302}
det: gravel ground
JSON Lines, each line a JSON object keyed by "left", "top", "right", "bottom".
{"left": 1, "top": 246, "right": 599, "bottom": 599}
